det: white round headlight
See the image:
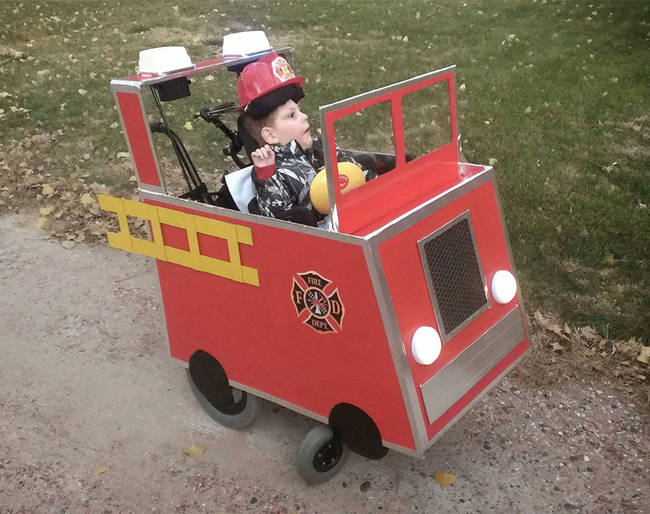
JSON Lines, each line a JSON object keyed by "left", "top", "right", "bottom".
{"left": 411, "top": 326, "right": 442, "bottom": 365}
{"left": 491, "top": 270, "right": 517, "bottom": 304}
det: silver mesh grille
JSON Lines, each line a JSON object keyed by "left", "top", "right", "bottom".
{"left": 421, "top": 216, "right": 487, "bottom": 336}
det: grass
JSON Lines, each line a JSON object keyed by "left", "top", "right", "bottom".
{"left": 1, "top": 0, "right": 648, "bottom": 341}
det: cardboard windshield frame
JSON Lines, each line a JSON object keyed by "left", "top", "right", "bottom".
{"left": 319, "top": 66, "right": 459, "bottom": 236}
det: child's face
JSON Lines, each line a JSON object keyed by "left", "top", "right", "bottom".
{"left": 263, "top": 100, "right": 312, "bottom": 149}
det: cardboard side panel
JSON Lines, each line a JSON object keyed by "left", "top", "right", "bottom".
{"left": 150, "top": 199, "right": 416, "bottom": 450}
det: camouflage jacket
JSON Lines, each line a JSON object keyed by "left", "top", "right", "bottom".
{"left": 252, "top": 138, "right": 372, "bottom": 220}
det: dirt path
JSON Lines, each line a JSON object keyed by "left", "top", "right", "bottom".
{"left": 0, "top": 214, "right": 648, "bottom": 513}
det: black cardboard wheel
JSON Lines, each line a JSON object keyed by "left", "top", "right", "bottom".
{"left": 187, "top": 351, "right": 260, "bottom": 429}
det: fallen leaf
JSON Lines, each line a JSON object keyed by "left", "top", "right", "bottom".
{"left": 184, "top": 121, "right": 193, "bottom": 131}
{"left": 534, "top": 311, "right": 567, "bottom": 338}
{"left": 42, "top": 184, "right": 54, "bottom": 196}
{"left": 78, "top": 89, "right": 87, "bottom": 95}
{"left": 534, "top": 310, "right": 546, "bottom": 325}
{"left": 39, "top": 206, "right": 54, "bottom": 216}
{"left": 433, "top": 471, "right": 456, "bottom": 487}
{"left": 616, "top": 339, "right": 641, "bottom": 359}
{"left": 183, "top": 443, "right": 206, "bottom": 459}
{"left": 602, "top": 253, "right": 615, "bottom": 266}
{"left": 579, "top": 326, "right": 600, "bottom": 342}
{"left": 80, "top": 192, "right": 95, "bottom": 206}
{"left": 61, "top": 241, "right": 75, "bottom": 249}
{"left": 92, "top": 465, "right": 108, "bottom": 475}
{"left": 637, "top": 346, "right": 650, "bottom": 365}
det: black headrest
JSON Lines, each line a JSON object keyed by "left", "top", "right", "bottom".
{"left": 237, "top": 115, "right": 260, "bottom": 159}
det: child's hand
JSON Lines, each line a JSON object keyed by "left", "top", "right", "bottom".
{"left": 251, "top": 145, "right": 275, "bottom": 168}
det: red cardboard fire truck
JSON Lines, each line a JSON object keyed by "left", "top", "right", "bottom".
{"left": 100, "top": 37, "right": 529, "bottom": 483}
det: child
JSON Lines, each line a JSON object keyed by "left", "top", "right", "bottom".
{"left": 236, "top": 52, "right": 373, "bottom": 226}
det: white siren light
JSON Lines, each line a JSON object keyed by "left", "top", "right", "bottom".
{"left": 222, "top": 31, "right": 271, "bottom": 56}
{"left": 138, "top": 46, "right": 193, "bottom": 75}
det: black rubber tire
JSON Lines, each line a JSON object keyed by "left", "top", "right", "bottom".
{"left": 296, "top": 425, "right": 349, "bottom": 484}
{"left": 186, "top": 368, "right": 260, "bottom": 429}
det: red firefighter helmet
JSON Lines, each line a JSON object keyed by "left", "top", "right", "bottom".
{"left": 237, "top": 52, "right": 305, "bottom": 112}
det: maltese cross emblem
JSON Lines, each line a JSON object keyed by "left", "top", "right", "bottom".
{"left": 272, "top": 56, "right": 295, "bottom": 82}
{"left": 291, "top": 271, "right": 344, "bottom": 333}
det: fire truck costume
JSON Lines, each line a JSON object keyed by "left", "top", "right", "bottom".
{"left": 102, "top": 37, "right": 531, "bottom": 484}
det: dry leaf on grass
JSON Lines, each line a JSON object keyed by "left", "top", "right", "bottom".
{"left": 92, "top": 465, "right": 108, "bottom": 475}
{"left": 636, "top": 345, "right": 650, "bottom": 365}
{"left": 534, "top": 310, "right": 567, "bottom": 339}
{"left": 80, "top": 192, "right": 94, "bottom": 206}
{"left": 551, "top": 342, "right": 565, "bottom": 353}
{"left": 579, "top": 326, "right": 600, "bottom": 342}
{"left": 615, "top": 339, "right": 642, "bottom": 359}
{"left": 602, "top": 252, "right": 615, "bottom": 266}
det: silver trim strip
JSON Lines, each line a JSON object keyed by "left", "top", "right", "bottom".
{"left": 420, "top": 307, "right": 525, "bottom": 426}
{"left": 363, "top": 243, "right": 428, "bottom": 454}
{"left": 318, "top": 111, "right": 338, "bottom": 216}
{"left": 234, "top": 375, "right": 424, "bottom": 457}
{"left": 424, "top": 342, "right": 528, "bottom": 450}
{"left": 490, "top": 176, "right": 532, "bottom": 338}
{"left": 229, "top": 380, "right": 328, "bottom": 424}
{"left": 320, "top": 65, "right": 456, "bottom": 115}
{"left": 138, "top": 184, "right": 165, "bottom": 195}
{"left": 382, "top": 440, "right": 423, "bottom": 458}
{"left": 110, "top": 80, "right": 141, "bottom": 93}
{"left": 137, "top": 189, "right": 366, "bottom": 245}
{"left": 417, "top": 211, "right": 490, "bottom": 342}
